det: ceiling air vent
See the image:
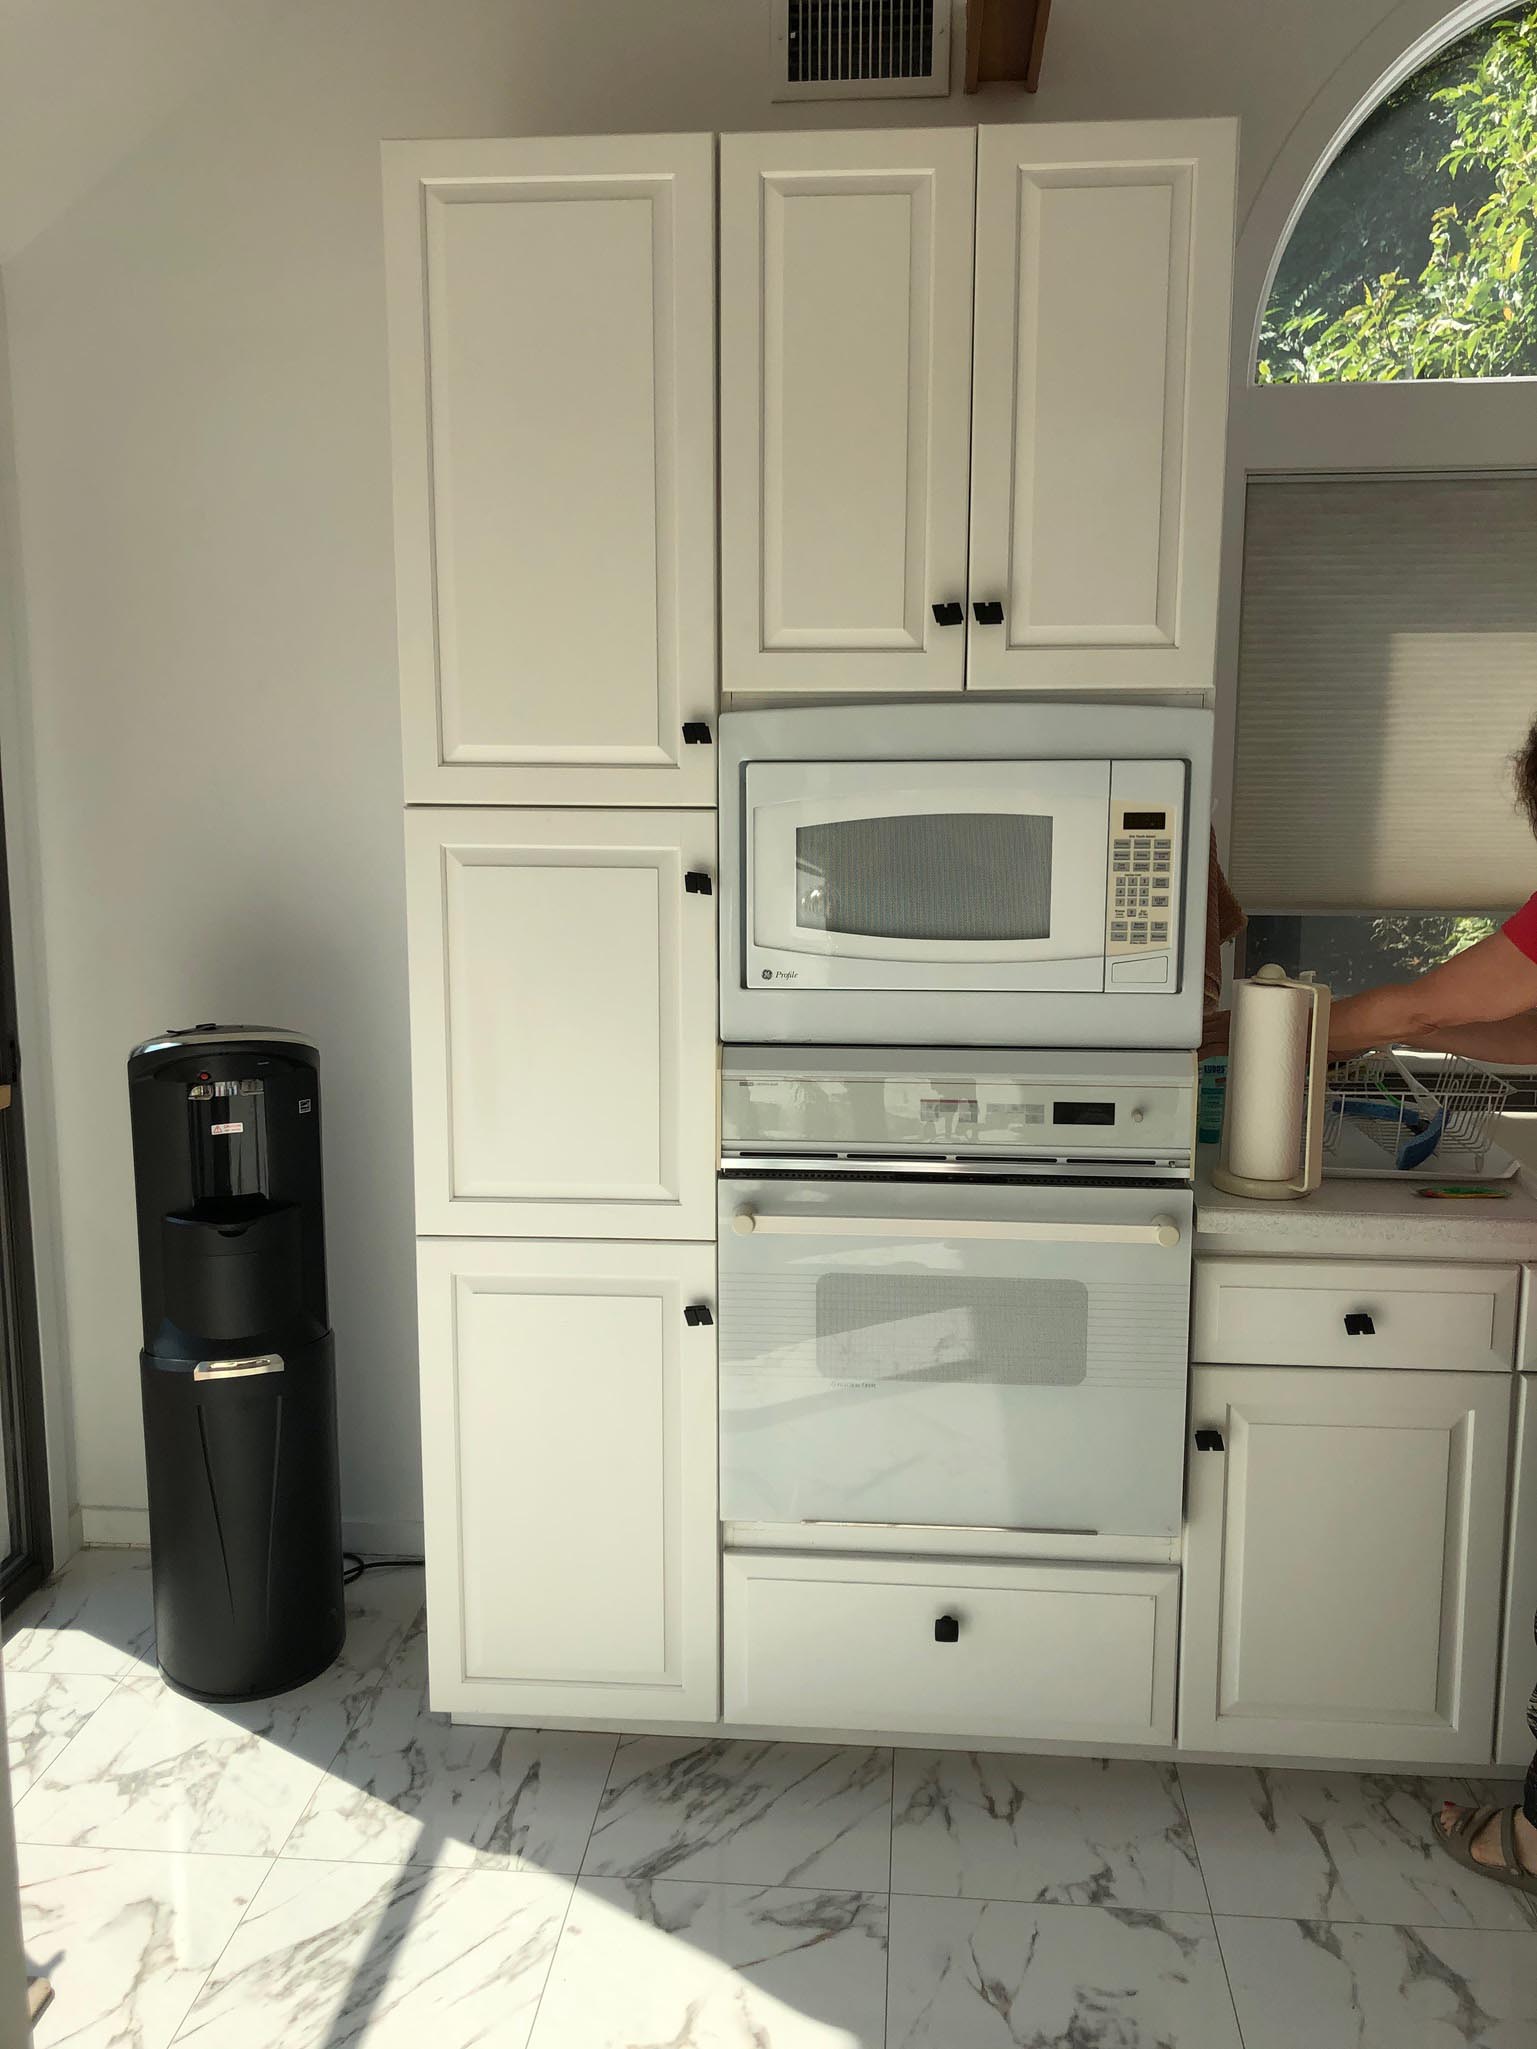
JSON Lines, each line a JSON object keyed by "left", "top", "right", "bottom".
{"left": 771, "top": 0, "right": 951, "bottom": 100}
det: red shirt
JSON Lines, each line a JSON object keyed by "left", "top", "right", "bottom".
{"left": 1503, "top": 894, "right": 1537, "bottom": 961}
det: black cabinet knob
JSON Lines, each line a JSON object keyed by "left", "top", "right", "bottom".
{"left": 684, "top": 1304, "right": 713, "bottom": 1327}
{"left": 931, "top": 601, "right": 964, "bottom": 626}
{"left": 682, "top": 721, "right": 712, "bottom": 745}
{"left": 1344, "top": 1312, "right": 1375, "bottom": 1336}
{"left": 1194, "top": 1428, "right": 1225, "bottom": 1452}
{"left": 972, "top": 600, "right": 1004, "bottom": 625}
{"left": 933, "top": 1614, "right": 961, "bottom": 1644}
{"left": 684, "top": 872, "right": 713, "bottom": 896}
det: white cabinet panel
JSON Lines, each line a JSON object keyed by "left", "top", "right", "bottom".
{"left": 405, "top": 808, "right": 716, "bottom": 1238}
{"left": 1497, "top": 1365, "right": 1537, "bottom": 1771}
{"left": 418, "top": 1239, "right": 718, "bottom": 1722}
{"left": 721, "top": 129, "right": 976, "bottom": 694}
{"left": 969, "top": 119, "right": 1235, "bottom": 694}
{"left": 1193, "top": 1257, "right": 1520, "bottom": 1373}
{"left": 1182, "top": 1366, "right": 1510, "bottom": 1764}
{"left": 725, "top": 1551, "right": 1178, "bottom": 1744}
{"left": 384, "top": 136, "right": 717, "bottom": 804}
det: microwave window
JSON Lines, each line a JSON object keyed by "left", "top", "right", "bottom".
{"left": 794, "top": 814, "right": 1054, "bottom": 943}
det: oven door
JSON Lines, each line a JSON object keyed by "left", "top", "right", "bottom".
{"left": 745, "top": 760, "right": 1110, "bottom": 992}
{"left": 718, "top": 1174, "right": 1192, "bottom": 1540}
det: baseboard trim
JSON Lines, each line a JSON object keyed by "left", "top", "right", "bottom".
{"left": 78, "top": 1510, "right": 425, "bottom": 1559}
{"left": 80, "top": 1507, "right": 149, "bottom": 1548}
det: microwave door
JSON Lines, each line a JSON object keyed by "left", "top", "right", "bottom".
{"left": 747, "top": 760, "right": 1110, "bottom": 994}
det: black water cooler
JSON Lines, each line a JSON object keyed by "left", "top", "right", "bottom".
{"left": 129, "top": 1027, "right": 344, "bottom": 1700}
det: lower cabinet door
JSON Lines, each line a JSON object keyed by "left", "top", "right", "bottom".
{"left": 1496, "top": 1372, "right": 1537, "bottom": 1772}
{"left": 1182, "top": 1365, "right": 1511, "bottom": 1763}
{"left": 418, "top": 1238, "right": 719, "bottom": 1722}
{"left": 725, "top": 1551, "right": 1179, "bottom": 1744}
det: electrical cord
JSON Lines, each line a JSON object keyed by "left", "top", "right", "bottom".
{"left": 342, "top": 1551, "right": 426, "bottom": 1585}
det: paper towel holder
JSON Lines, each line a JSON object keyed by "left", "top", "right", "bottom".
{"left": 1211, "top": 963, "right": 1332, "bottom": 1201}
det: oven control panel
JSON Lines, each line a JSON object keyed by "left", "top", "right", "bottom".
{"left": 721, "top": 1049, "right": 1196, "bottom": 1169}
{"left": 1103, "top": 763, "right": 1185, "bottom": 994}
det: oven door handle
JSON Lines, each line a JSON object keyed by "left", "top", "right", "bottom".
{"left": 729, "top": 1209, "right": 1182, "bottom": 1248}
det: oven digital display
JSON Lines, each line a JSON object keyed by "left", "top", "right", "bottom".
{"left": 1052, "top": 1101, "right": 1115, "bottom": 1126}
{"left": 1123, "top": 811, "right": 1167, "bottom": 831}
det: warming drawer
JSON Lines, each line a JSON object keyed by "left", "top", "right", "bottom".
{"left": 723, "top": 1550, "right": 1179, "bottom": 1744}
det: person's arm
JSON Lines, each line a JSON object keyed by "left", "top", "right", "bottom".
{"left": 1328, "top": 932, "right": 1537, "bottom": 1054}
{"left": 1389, "top": 1014, "right": 1537, "bottom": 1063}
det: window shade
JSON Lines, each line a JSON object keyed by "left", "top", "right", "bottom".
{"left": 1230, "top": 476, "right": 1537, "bottom": 912}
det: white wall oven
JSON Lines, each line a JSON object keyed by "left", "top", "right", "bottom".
{"left": 719, "top": 1049, "right": 1195, "bottom": 1549}
{"left": 720, "top": 702, "right": 1213, "bottom": 1048}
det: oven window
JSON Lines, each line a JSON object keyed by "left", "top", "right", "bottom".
{"left": 794, "top": 814, "right": 1054, "bottom": 942}
{"left": 814, "top": 1274, "right": 1088, "bottom": 1386}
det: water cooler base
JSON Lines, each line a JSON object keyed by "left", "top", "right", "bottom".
{"left": 140, "top": 1331, "right": 345, "bottom": 1701}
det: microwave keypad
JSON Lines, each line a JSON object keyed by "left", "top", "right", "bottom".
{"left": 1108, "top": 832, "right": 1176, "bottom": 952}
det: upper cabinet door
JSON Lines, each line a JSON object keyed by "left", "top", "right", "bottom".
{"left": 720, "top": 130, "right": 976, "bottom": 695}
{"left": 968, "top": 120, "right": 1236, "bottom": 694}
{"left": 383, "top": 137, "right": 717, "bottom": 805}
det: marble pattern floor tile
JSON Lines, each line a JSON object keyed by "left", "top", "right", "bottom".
{"left": 169, "top": 1857, "right": 574, "bottom": 2049}
{"left": 5, "top": 1669, "right": 118, "bottom": 1798}
{"left": 18, "top": 1842, "right": 269, "bottom": 2049}
{"left": 886, "top": 1893, "right": 1244, "bottom": 2048}
{"left": 1180, "top": 1765, "right": 1537, "bottom": 1932}
{"left": 1216, "top": 1914, "right": 1537, "bottom": 2049}
{"left": 892, "top": 1751, "right": 1207, "bottom": 1911}
{"left": 281, "top": 1623, "right": 616, "bottom": 1870}
{"left": 11, "top": 1668, "right": 343, "bottom": 1857}
{"left": 3, "top": 1549, "right": 155, "bottom": 1676}
{"left": 582, "top": 1737, "right": 894, "bottom": 1892}
{"left": 530, "top": 1877, "right": 888, "bottom": 2048}
{"left": 11, "top": 1568, "right": 430, "bottom": 1858}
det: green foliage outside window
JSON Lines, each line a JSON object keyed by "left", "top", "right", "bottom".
{"left": 1258, "top": 7, "right": 1537, "bottom": 381}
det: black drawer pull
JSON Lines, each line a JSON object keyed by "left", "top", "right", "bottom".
{"left": 684, "top": 872, "right": 713, "bottom": 896}
{"left": 684, "top": 1303, "right": 713, "bottom": 1327}
{"left": 1344, "top": 1312, "right": 1375, "bottom": 1336}
{"left": 682, "top": 721, "right": 712, "bottom": 745}
{"left": 1194, "top": 1428, "right": 1225, "bottom": 1452}
{"left": 933, "top": 1614, "right": 961, "bottom": 1644}
{"left": 931, "top": 601, "right": 964, "bottom": 626}
{"left": 972, "top": 600, "right": 1004, "bottom": 625}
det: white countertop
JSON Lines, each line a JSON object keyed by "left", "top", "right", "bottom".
{"left": 1194, "top": 1133, "right": 1537, "bottom": 1260}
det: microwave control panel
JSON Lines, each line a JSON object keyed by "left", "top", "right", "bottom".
{"left": 1103, "top": 762, "right": 1185, "bottom": 994}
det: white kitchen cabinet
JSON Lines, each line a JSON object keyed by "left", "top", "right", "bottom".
{"left": 1497, "top": 1368, "right": 1537, "bottom": 1772}
{"left": 1182, "top": 1365, "right": 1511, "bottom": 1764}
{"left": 968, "top": 120, "right": 1235, "bottom": 694}
{"left": 404, "top": 808, "right": 717, "bottom": 1239}
{"left": 417, "top": 1238, "right": 719, "bottom": 1723}
{"left": 383, "top": 135, "right": 717, "bottom": 805}
{"left": 720, "top": 128, "right": 977, "bottom": 695}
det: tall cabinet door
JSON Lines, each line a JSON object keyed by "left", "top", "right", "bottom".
{"left": 405, "top": 808, "right": 717, "bottom": 1239}
{"left": 383, "top": 136, "right": 717, "bottom": 805}
{"left": 968, "top": 120, "right": 1236, "bottom": 694}
{"left": 720, "top": 129, "right": 976, "bottom": 695}
{"left": 418, "top": 1238, "right": 719, "bottom": 1723}
{"left": 1182, "top": 1366, "right": 1510, "bottom": 1764}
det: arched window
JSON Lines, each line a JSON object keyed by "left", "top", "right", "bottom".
{"left": 1257, "top": 5, "right": 1537, "bottom": 382}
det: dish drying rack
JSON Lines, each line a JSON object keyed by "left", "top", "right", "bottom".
{"left": 1323, "top": 1052, "right": 1516, "bottom": 1180}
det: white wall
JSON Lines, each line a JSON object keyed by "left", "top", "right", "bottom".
{"left": 0, "top": 0, "right": 1439, "bottom": 1544}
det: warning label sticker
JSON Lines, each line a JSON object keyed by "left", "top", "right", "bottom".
{"left": 210, "top": 1122, "right": 244, "bottom": 1136}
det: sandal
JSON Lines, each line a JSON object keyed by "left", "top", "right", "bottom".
{"left": 1433, "top": 1804, "right": 1537, "bottom": 1894}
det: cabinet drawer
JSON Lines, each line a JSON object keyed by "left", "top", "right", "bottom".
{"left": 1193, "top": 1258, "right": 1519, "bottom": 1372}
{"left": 724, "top": 1551, "right": 1178, "bottom": 1745}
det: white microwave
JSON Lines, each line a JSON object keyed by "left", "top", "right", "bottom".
{"left": 720, "top": 702, "right": 1213, "bottom": 1048}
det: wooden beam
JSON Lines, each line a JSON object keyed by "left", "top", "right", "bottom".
{"left": 965, "top": 0, "right": 1052, "bottom": 93}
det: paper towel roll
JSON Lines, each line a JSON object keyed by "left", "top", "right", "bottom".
{"left": 1226, "top": 975, "right": 1311, "bottom": 1183}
